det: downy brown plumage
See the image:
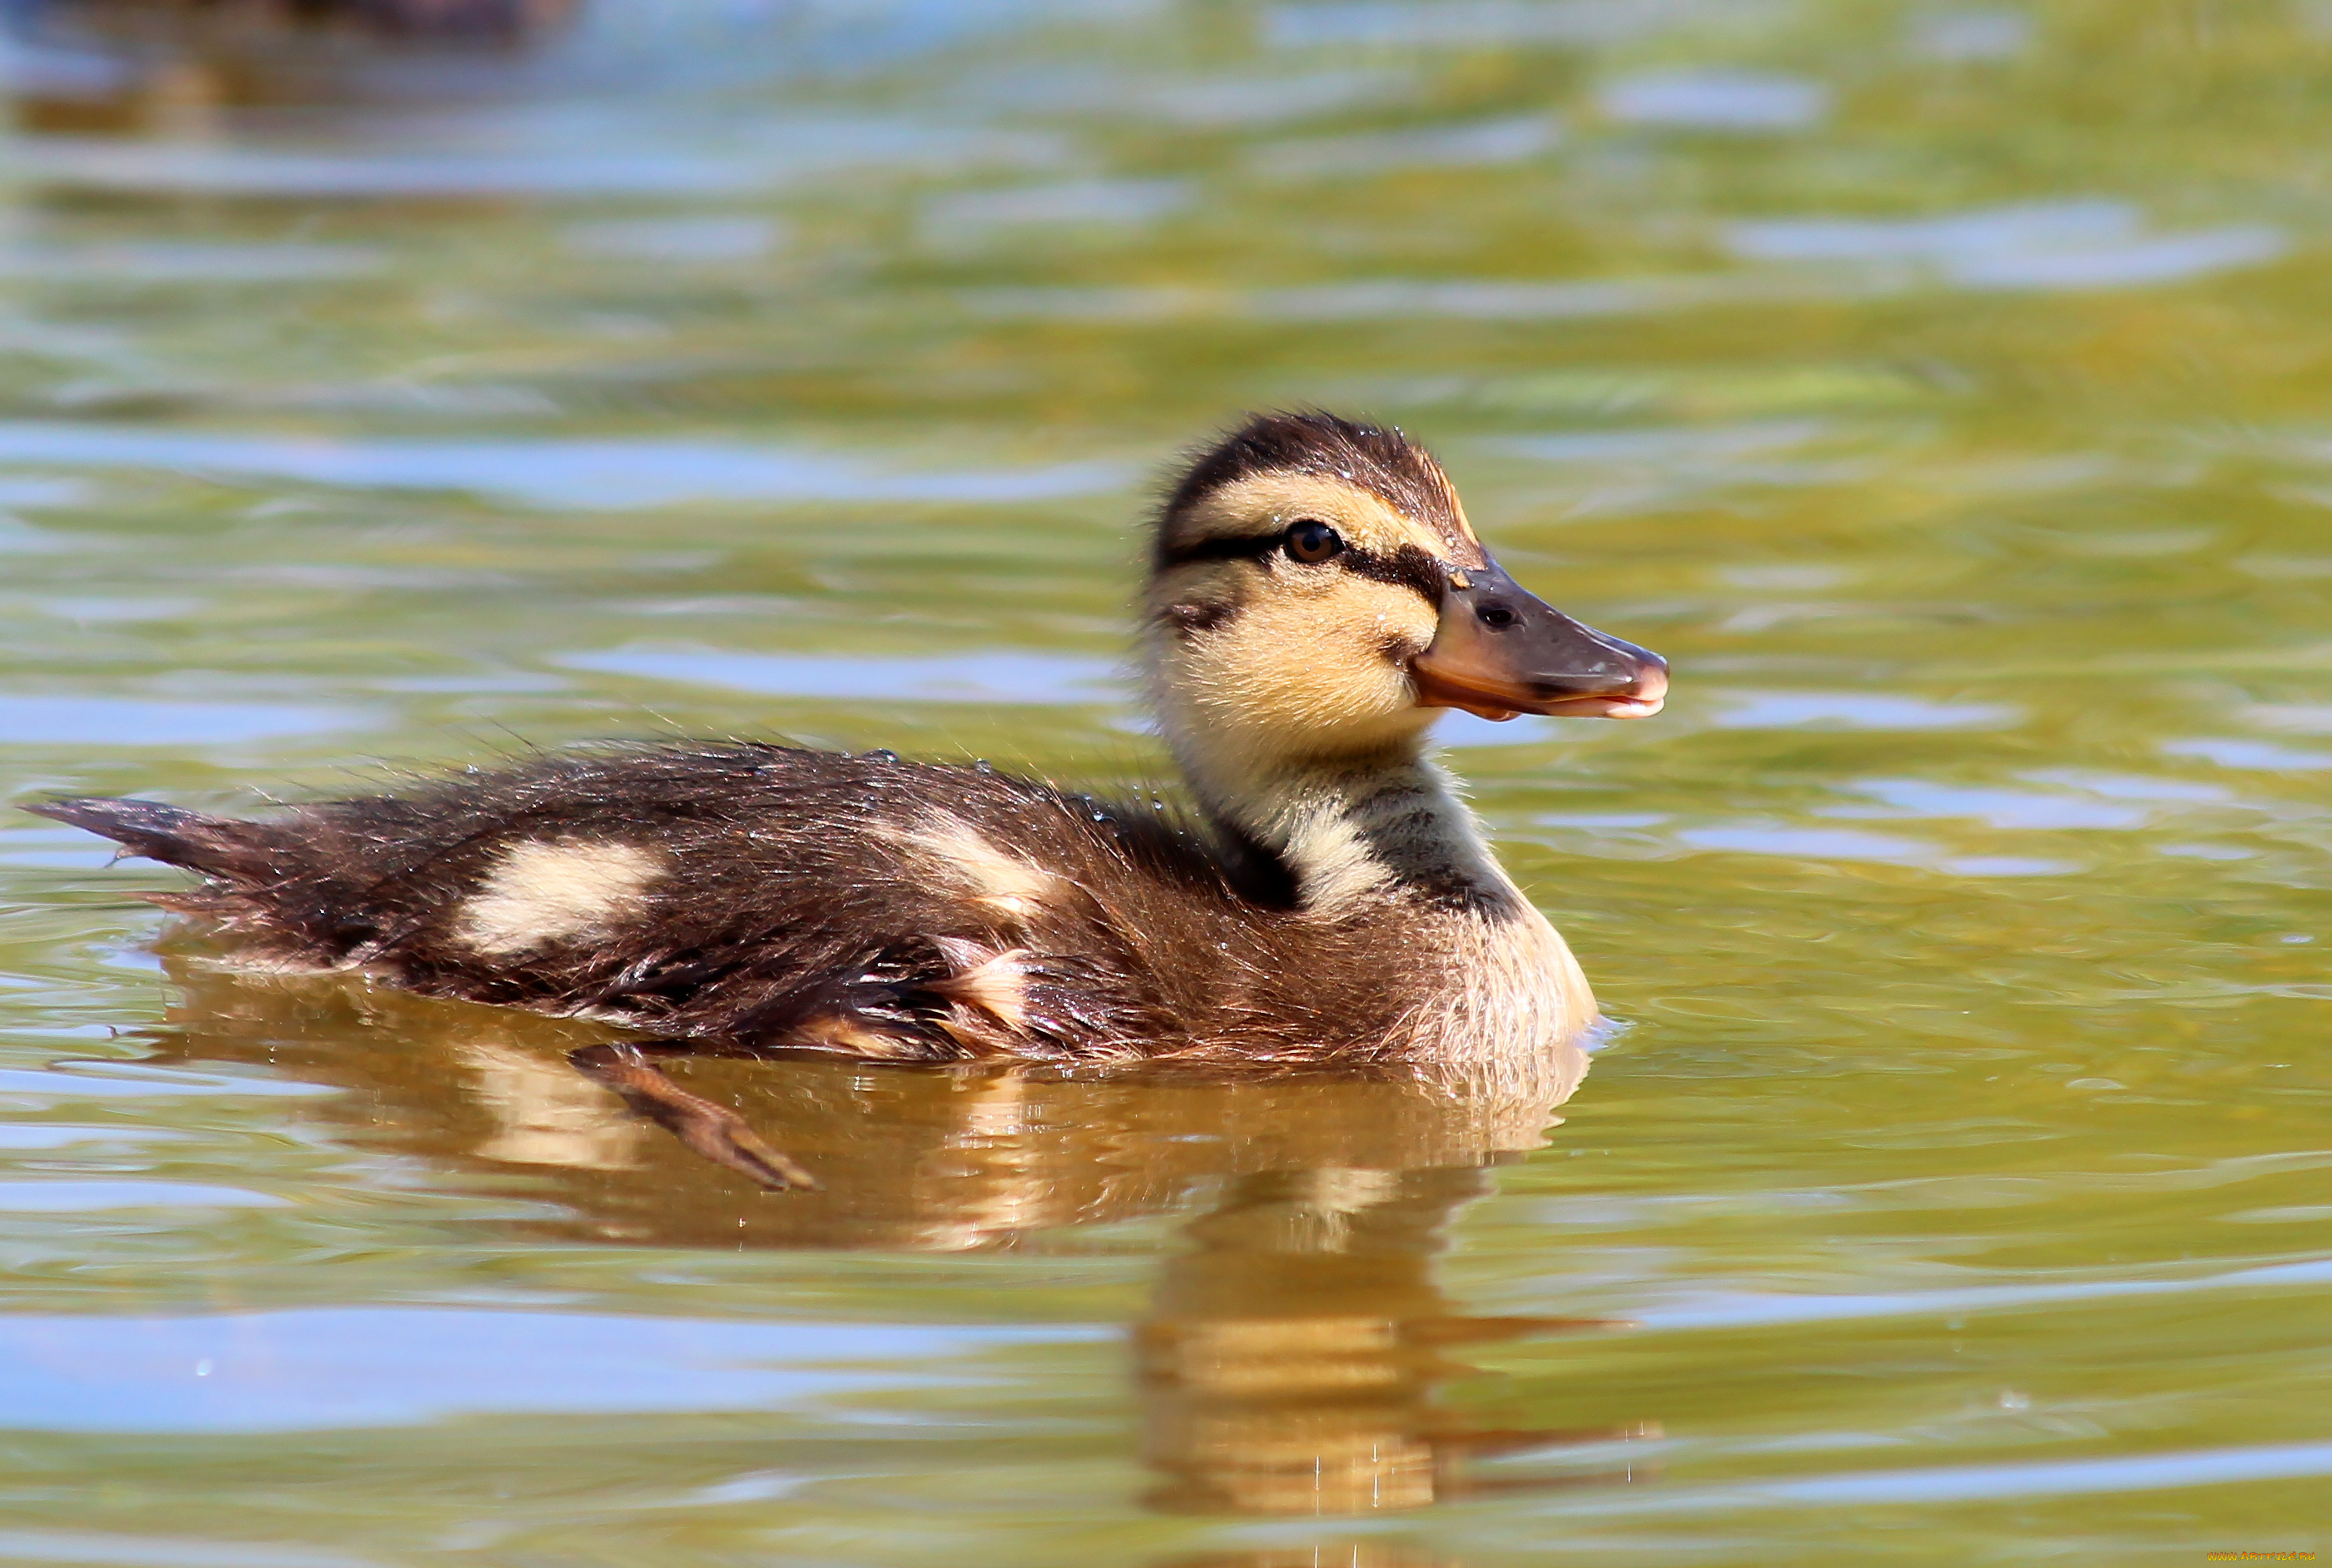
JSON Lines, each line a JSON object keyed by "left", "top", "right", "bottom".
{"left": 28, "top": 411, "right": 1667, "bottom": 1189}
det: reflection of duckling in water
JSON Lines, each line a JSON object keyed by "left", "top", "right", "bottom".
{"left": 147, "top": 959, "right": 1658, "bottom": 1516}
{"left": 1140, "top": 1167, "right": 1655, "bottom": 1516}
{"left": 33, "top": 413, "right": 1667, "bottom": 1189}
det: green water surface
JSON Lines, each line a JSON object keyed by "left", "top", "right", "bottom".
{"left": 0, "top": 2, "right": 2328, "bottom": 1563}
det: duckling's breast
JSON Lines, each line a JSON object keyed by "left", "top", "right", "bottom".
{"left": 1413, "top": 901, "right": 1599, "bottom": 1060}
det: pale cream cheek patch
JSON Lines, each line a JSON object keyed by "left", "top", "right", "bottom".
{"left": 1183, "top": 577, "right": 1437, "bottom": 729}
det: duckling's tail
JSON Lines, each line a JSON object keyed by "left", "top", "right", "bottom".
{"left": 24, "top": 796, "right": 283, "bottom": 887}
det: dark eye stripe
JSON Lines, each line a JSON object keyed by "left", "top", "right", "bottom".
{"left": 1156, "top": 532, "right": 1283, "bottom": 568}
{"left": 1158, "top": 537, "right": 1446, "bottom": 606}
{"left": 1341, "top": 542, "right": 1446, "bottom": 603}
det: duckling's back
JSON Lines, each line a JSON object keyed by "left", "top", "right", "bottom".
{"left": 33, "top": 743, "right": 1385, "bottom": 1061}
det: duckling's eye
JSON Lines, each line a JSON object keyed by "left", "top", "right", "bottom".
{"left": 1283, "top": 519, "right": 1344, "bottom": 564}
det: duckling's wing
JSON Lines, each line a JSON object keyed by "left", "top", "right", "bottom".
{"left": 30, "top": 744, "right": 1243, "bottom": 1061}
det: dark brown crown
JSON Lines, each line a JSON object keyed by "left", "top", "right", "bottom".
{"left": 1155, "top": 410, "right": 1471, "bottom": 567}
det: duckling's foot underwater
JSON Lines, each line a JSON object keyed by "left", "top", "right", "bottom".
{"left": 571, "top": 1040, "right": 818, "bottom": 1191}
{"left": 26, "top": 412, "right": 1666, "bottom": 1190}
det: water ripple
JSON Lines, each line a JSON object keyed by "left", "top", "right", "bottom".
{"left": 556, "top": 645, "right": 1123, "bottom": 704}
{"left": 0, "top": 1308, "right": 1104, "bottom": 1432}
{"left": 0, "top": 425, "right": 1130, "bottom": 510}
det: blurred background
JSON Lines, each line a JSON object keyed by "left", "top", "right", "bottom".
{"left": 1, "top": 0, "right": 2330, "bottom": 1564}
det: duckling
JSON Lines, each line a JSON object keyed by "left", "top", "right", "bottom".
{"left": 29, "top": 411, "right": 1666, "bottom": 1189}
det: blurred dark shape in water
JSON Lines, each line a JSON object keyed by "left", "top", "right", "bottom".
{"left": 145, "top": 940, "right": 1658, "bottom": 1516}
{"left": 0, "top": 0, "right": 582, "bottom": 130}
{"left": 0, "top": 0, "right": 1046, "bottom": 127}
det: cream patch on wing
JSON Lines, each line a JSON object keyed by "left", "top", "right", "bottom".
{"left": 456, "top": 840, "right": 664, "bottom": 956}
{"left": 889, "top": 814, "right": 1063, "bottom": 921}
{"left": 930, "top": 938, "right": 1035, "bottom": 1030}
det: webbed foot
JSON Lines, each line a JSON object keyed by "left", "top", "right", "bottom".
{"left": 568, "top": 1041, "right": 818, "bottom": 1192}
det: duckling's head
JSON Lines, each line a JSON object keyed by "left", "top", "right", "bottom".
{"left": 1144, "top": 410, "right": 1667, "bottom": 772}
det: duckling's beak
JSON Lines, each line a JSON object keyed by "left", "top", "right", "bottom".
{"left": 1411, "top": 562, "right": 1668, "bottom": 722}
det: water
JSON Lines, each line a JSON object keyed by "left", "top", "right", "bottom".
{"left": 1, "top": 0, "right": 2329, "bottom": 1561}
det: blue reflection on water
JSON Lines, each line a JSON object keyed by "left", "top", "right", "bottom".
{"left": 2164, "top": 737, "right": 2332, "bottom": 771}
{"left": 0, "top": 694, "right": 370, "bottom": 747}
{"left": 0, "top": 1308, "right": 1101, "bottom": 1432}
{"left": 1823, "top": 778, "right": 2151, "bottom": 831}
{"left": 0, "top": 425, "right": 1131, "bottom": 510}
{"left": 1712, "top": 691, "right": 2021, "bottom": 731}
{"left": 1599, "top": 68, "right": 1830, "bottom": 131}
{"left": 557, "top": 644, "right": 1124, "bottom": 704}
{"left": 1725, "top": 200, "right": 2284, "bottom": 291}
